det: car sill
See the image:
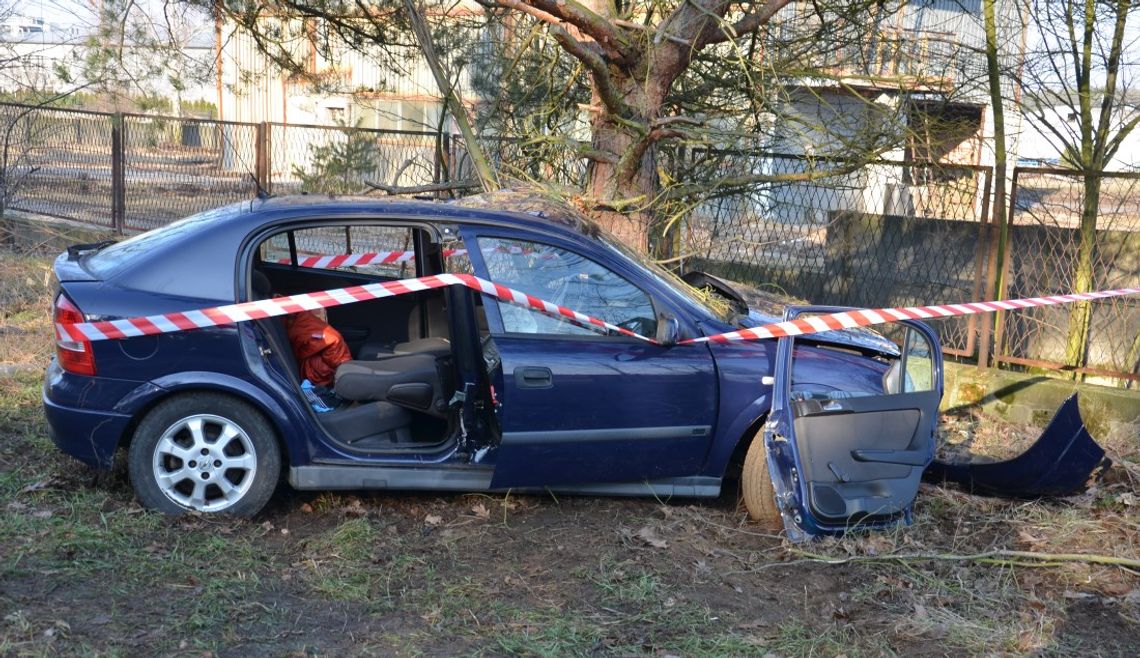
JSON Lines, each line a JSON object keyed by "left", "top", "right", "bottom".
{"left": 289, "top": 465, "right": 721, "bottom": 498}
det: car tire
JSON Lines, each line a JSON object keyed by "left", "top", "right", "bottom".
{"left": 741, "top": 432, "right": 783, "bottom": 531}
{"left": 128, "top": 393, "right": 280, "bottom": 516}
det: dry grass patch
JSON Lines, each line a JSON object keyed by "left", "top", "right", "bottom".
{"left": 0, "top": 251, "right": 55, "bottom": 369}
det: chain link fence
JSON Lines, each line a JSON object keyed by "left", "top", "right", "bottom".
{"left": 266, "top": 122, "right": 448, "bottom": 196}
{"left": 682, "top": 150, "right": 993, "bottom": 358}
{"left": 997, "top": 168, "right": 1140, "bottom": 385}
{"left": 0, "top": 103, "right": 115, "bottom": 225}
{"left": 2, "top": 101, "right": 1138, "bottom": 385}
{"left": 122, "top": 116, "right": 260, "bottom": 231}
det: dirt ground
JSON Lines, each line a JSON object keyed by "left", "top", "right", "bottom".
{"left": 1, "top": 249, "right": 1138, "bottom": 657}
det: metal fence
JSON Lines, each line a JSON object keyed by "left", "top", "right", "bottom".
{"left": 994, "top": 168, "right": 1140, "bottom": 385}
{"left": 682, "top": 151, "right": 993, "bottom": 360}
{"left": 2, "top": 101, "right": 1137, "bottom": 386}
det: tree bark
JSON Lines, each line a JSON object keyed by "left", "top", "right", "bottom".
{"left": 1063, "top": 173, "right": 1100, "bottom": 374}
{"left": 584, "top": 83, "right": 660, "bottom": 252}
{"left": 981, "top": 0, "right": 1009, "bottom": 368}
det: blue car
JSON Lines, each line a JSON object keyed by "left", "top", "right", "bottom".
{"left": 43, "top": 195, "right": 942, "bottom": 539}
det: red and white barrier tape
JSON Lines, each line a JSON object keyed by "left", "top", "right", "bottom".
{"left": 279, "top": 245, "right": 559, "bottom": 270}
{"left": 280, "top": 248, "right": 466, "bottom": 269}
{"left": 55, "top": 271, "right": 1139, "bottom": 347}
{"left": 682, "top": 287, "right": 1140, "bottom": 344}
{"left": 55, "top": 273, "right": 651, "bottom": 344}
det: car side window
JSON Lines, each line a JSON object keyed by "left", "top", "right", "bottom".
{"left": 260, "top": 232, "right": 291, "bottom": 264}
{"left": 345, "top": 226, "right": 417, "bottom": 278}
{"left": 442, "top": 238, "right": 473, "bottom": 274}
{"left": 282, "top": 226, "right": 416, "bottom": 278}
{"left": 901, "top": 327, "right": 936, "bottom": 393}
{"left": 477, "top": 237, "right": 657, "bottom": 338}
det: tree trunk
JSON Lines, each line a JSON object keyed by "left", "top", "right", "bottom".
{"left": 585, "top": 117, "right": 658, "bottom": 252}
{"left": 981, "top": 0, "right": 1009, "bottom": 369}
{"left": 580, "top": 56, "right": 672, "bottom": 255}
{"left": 1063, "top": 173, "right": 1100, "bottom": 376}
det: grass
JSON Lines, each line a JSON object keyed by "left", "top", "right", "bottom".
{"left": 0, "top": 252, "right": 55, "bottom": 370}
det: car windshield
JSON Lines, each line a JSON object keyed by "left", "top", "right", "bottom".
{"left": 598, "top": 236, "right": 737, "bottom": 323}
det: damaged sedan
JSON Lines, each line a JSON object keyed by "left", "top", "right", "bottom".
{"left": 47, "top": 194, "right": 962, "bottom": 538}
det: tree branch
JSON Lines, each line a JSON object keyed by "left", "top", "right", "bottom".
{"left": 698, "top": 0, "right": 796, "bottom": 47}
{"left": 663, "top": 160, "right": 870, "bottom": 201}
{"left": 478, "top": 0, "right": 566, "bottom": 30}
{"left": 365, "top": 179, "right": 481, "bottom": 195}
{"left": 548, "top": 24, "right": 632, "bottom": 116}
{"left": 749, "top": 547, "right": 1140, "bottom": 571}
{"left": 524, "top": 0, "right": 635, "bottom": 61}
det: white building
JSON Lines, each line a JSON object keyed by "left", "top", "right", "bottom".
{"left": 217, "top": 13, "right": 479, "bottom": 129}
{"left": 0, "top": 13, "right": 217, "bottom": 109}
{"left": 0, "top": 15, "right": 83, "bottom": 92}
{"left": 763, "top": 0, "right": 1028, "bottom": 223}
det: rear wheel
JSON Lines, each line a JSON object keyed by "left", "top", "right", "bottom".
{"left": 741, "top": 432, "right": 783, "bottom": 530}
{"left": 128, "top": 393, "right": 280, "bottom": 516}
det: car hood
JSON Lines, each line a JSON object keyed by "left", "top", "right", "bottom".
{"left": 729, "top": 280, "right": 901, "bottom": 357}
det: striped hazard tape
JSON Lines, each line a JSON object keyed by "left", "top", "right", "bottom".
{"left": 55, "top": 272, "right": 1140, "bottom": 347}
{"left": 280, "top": 248, "right": 467, "bottom": 269}
{"left": 682, "top": 287, "right": 1140, "bottom": 344}
{"left": 55, "top": 273, "right": 652, "bottom": 344}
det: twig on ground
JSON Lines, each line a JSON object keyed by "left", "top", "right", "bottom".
{"left": 743, "top": 548, "right": 1140, "bottom": 572}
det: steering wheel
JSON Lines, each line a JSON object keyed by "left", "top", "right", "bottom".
{"left": 615, "top": 317, "right": 655, "bottom": 336}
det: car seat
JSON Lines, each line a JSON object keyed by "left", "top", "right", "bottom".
{"left": 334, "top": 353, "right": 453, "bottom": 418}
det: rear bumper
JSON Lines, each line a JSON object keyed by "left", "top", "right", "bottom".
{"left": 42, "top": 360, "right": 137, "bottom": 469}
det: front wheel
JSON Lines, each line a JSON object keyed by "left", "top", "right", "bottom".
{"left": 740, "top": 432, "right": 783, "bottom": 531}
{"left": 128, "top": 393, "right": 280, "bottom": 516}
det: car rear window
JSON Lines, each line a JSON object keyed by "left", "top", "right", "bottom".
{"left": 84, "top": 204, "right": 240, "bottom": 279}
{"left": 275, "top": 225, "right": 418, "bottom": 279}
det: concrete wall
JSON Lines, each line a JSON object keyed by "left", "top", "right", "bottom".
{"left": 942, "top": 362, "right": 1139, "bottom": 442}
{"left": 823, "top": 211, "right": 983, "bottom": 309}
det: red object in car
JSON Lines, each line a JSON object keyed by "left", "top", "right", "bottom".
{"left": 285, "top": 310, "right": 351, "bottom": 387}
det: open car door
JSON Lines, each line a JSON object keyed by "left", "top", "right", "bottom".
{"left": 764, "top": 307, "right": 943, "bottom": 540}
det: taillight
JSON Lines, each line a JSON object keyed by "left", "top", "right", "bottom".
{"left": 54, "top": 294, "right": 96, "bottom": 376}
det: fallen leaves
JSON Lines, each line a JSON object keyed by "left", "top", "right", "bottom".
{"left": 618, "top": 524, "right": 670, "bottom": 550}
{"left": 635, "top": 525, "right": 669, "bottom": 549}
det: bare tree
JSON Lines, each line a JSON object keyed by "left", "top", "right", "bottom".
{"left": 206, "top": 0, "right": 956, "bottom": 251}
{"left": 1017, "top": 0, "right": 1139, "bottom": 372}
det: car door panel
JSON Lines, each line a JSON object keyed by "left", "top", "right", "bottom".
{"left": 791, "top": 393, "right": 936, "bottom": 521}
{"left": 488, "top": 335, "right": 717, "bottom": 488}
{"left": 461, "top": 231, "right": 720, "bottom": 489}
{"left": 769, "top": 307, "right": 942, "bottom": 535}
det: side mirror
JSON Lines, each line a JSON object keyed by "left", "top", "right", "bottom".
{"left": 656, "top": 311, "right": 680, "bottom": 347}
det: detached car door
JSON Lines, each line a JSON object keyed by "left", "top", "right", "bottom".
{"left": 766, "top": 308, "right": 943, "bottom": 538}
{"left": 467, "top": 234, "right": 718, "bottom": 489}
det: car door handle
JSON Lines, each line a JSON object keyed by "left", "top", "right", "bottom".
{"left": 514, "top": 366, "right": 553, "bottom": 389}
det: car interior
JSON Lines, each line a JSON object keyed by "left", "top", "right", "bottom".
{"left": 247, "top": 223, "right": 496, "bottom": 455}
